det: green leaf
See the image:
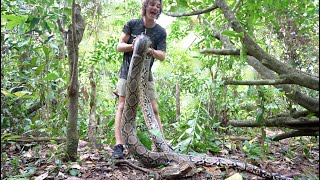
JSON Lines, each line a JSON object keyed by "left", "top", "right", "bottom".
{"left": 26, "top": 16, "right": 40, "bottom": 30}
{"left": 107, "top": 119, "right": 115, "bottom": 127}
{"left": 20, "top": 95, "right": 37, "bottom": 99}
{"left": 256, "top": 108, "right": 264, "bottom": 124}
{"left": 222, "top": 30, "right": 235, "bottom": 35}
{"left": 169, "top": 5, "right": 178, "bottom": 12}
{"left": 1, "top": 134, "right": 21, "bottom": 141}
{"left": 42, "top": 45, "right": 50, "bottom": 59}
{"left": 185, "top": 127, "right": 193, "bottom": 134}
{"left": 137, "top": 131, "right": 152, "bottom": 150}
{"left": 174, "top": 137, "right": 192, "bottom": 151}
{"left": 1, "top": 90, "right": 15, "bottom": 97}
{"left": 148, "top": 129, "right": 162, "bottom": 137}
{"left": 35, "top": 64, "right": 45, "bottom": 75}
{"left": 30, "top": 57, "right": 38, "bottom": 67}
{"left": 69, "top": 169, "right": 79, "bottom": 176}
{"left": 2, "top": 15, "right": 27, "bottom": 29}
{"left": 177, "top": 0, "right": 188, "bottom": 7}
{"left": 187, "top": 119, "right": 196, "bottom": 126}
{"left": 240, "top": 41, "right": 247, "bottom": 62}
{"left": 303, "top": 147, "right": 310, "bottom": 156}
{"left": 306, "top": 113, "right": 316, "bottom": 119}
{"left": 221, "top": 30, "right": 244, "bottom": 38}
{"left": 13, "top": 91, "right": 32, "bottom": 97}
{"left": 43, "top": 72, "right": 59, "bottom": 81}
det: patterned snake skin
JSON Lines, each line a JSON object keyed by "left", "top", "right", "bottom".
{"left": 121, "top": 34, "right": 292, "bottom": 180}
{"left": 140, "top": 57, "right": 173, "bottom": 153}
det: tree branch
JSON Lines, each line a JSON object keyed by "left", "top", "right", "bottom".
{"left": 164, "top": 3, "right": 219, "bottom": 17}
{"left": 247, "top": 56, "right": 319, "bottom": 114}
{"left": 200, "top": 48, "right": 240, "bottom": 55}
{"left": 215, "top": 0, "right": 319, "bottom": 91}
{"left": 57, "top": 19, "right": 67, "bottom": 33}
{"left": 3, "top": 137, "right": 65, "bottom": 143}
{"left": 224, "top": 79, "right": 293, "bottom": 85}
{"left": 115, "top": 160, "right": 160, "bottom": 179}
{"left": 231, "top": 0, "right": 242, "bottom": 12}
{"left": 227, "top": 116, "right": 319, "bottom": 130}
{"left": 271, "top": 130, "right": 319, "bottom": 141}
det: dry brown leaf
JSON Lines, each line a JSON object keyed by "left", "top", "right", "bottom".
{"left": 9, "top": 144, "right": 16, "bottom": 152}
{"left": 66, "top": 177, "right": 82, "bottom": 180}
{"left": 204, "top": 166, "right": 221, "bottom": 176}
{"left": 57, "top": 172, "right": 67, "bottom": 179}
{"left": 22, "top": 149, "right": 33, "bottom": 158}
{"left": 47, "top": 144, "right": 58, "bottom": 151}
{"left": 80, "top": 153, "right": 90, "bottom": 161}
{"left": 34, "top": 171, "right": 48, "bottom": 180}
{"left": 70, "top": 162, "right": 81, "bottom": 170}
{"left": 225, "top": 173, "right": 243, "bottom": 180}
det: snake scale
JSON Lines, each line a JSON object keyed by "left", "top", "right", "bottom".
{"left": 121, "top": 34, "right": 292, "bottom": 180}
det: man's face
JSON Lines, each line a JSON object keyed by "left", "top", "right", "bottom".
{"left": 146, "top": 0, "right": 161, "bottom": 19}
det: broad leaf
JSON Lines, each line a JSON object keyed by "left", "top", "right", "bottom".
{"left": 2, "top": 15, "right": 27, "bottom": 29}
{"left": 43, "top": 72, "right": 59, "bottom": 81}
{"left": 256, "top": 108, "right": 264, "bottom": 124}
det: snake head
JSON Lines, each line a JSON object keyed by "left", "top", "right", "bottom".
{"left": 133, "top": 34, "right": 152, "bottom": 56}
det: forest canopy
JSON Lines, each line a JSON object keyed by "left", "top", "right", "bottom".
{"left": 1, "top": 0, "right": 319, "bottom": 179}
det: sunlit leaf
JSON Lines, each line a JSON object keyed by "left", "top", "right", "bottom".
{"left": 1, "top": 90, "right": 15, "bottom": 97}
{"left": 256, "top": 108, "right": 264, "bottom": 124}
{"left": 2, "top": 15, "right": 27, "bottom": 29}
{"left": 177, "top": 0, "right": 188, "bottom": 7}
{"left": 69, "top": 169, "right": 79, "bottom": 176}
{"left": 221, "top": 30, "right": 244, "bottom": 38}
{"left": 137, "top": 131, "right": 152, "bottom": 150}
{"left": 13, "top": 91, "right": 32, "bottom": 97}
{"left": 185, "top": 127, "right": 193, "bottom": 134}
{"left": 148, "top": 129, "right": 162, "bottom": 137}
{"left": 1, "top": 134, "right": 21, "bottom": 141}
{"left": 43, "top": 72, "right": 59, "bottom": 81}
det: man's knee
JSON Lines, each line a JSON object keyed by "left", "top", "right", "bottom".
{"left": 153, "top": 107, "right": 159, "bottom": 115}
{"left": 117, "top": 100, "right": 125, "bottom": 111}
{"left": 151, "top": 100, "right": 159, "bottom": 115}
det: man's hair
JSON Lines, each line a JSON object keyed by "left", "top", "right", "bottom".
{"left": 142, "top": 0, "right": 162, "bottom": 19}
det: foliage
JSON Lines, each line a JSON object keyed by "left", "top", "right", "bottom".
{"left": 1, "top": 0, "right": 69, "bottom": 137}
{"left": 1, "top": 0, "right": 319, "bottom": 174}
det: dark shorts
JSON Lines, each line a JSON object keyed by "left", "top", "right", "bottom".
{"left": 113, "top": 78, "right": 157, "bottom": 100}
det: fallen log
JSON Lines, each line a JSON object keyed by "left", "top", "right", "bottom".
{"left": 271, "top": 130, "right": 319, "bottom": 141}
{"left": 227, "top": 117, "right": 319, "bottom": 130}
{"left": 3, "top": 136, "right": 65, "bottom": 143}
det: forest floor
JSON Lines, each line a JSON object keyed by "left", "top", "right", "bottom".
{"left": 1, "top": 129, "right": 319, "bottom": 180}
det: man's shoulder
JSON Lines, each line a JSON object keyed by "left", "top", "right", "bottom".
{"left": 154, "top": 24, "right": 166, "bottom": 34}
{"left": 128, "top": 18, "right": 143, "bottom": 25}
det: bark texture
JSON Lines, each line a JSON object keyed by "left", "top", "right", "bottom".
{"left": 88, "top": 66, "right": 97, "bottom": 149}
{"left": 65, "top": 1, "right": 85, "bottom": 161}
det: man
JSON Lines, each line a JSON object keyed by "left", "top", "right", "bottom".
{"left": 112, "top": 0, "right": 166, "bottom": 159}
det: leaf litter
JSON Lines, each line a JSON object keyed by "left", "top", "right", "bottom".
{"left": 1, "top": 134, "right": 318, "bottom": 179}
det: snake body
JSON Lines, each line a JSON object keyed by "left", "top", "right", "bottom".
{"left": 140, "top": 57, "right": 173, "bottom": 153}
{"left": 121, "top": 34, "right": 292, "bottom": 180}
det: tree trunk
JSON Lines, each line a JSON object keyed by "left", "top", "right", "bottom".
{"left": 65, "top": 1, "right": 85, "bottom": 162}
{"left": 176, "top": 80, "right": 180, "bottom": 122}
{"left": 88, "top": 65, "right": 97, "bottom": 149}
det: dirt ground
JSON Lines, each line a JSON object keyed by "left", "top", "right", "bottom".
{"left": 1, "top": 134, "right": 319, "bottom": 180}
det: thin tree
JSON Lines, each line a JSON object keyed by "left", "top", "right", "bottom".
{"left": 65, "top": 0, "right": 85, "bottom": 161}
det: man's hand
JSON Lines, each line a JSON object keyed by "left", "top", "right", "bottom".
{"left": 132, "top": 35, "right": 140, "bottom": 50}
{"left": 146, "top": 48, "right": 154, "bottom": 57}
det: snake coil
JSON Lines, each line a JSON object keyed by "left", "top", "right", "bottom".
{"left": 121, "top": 34, "right": 292, "bottom": 180}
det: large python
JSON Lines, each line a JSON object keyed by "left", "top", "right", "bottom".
{"left": 121, "top": 34, "right": 292, "bottom": 180}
